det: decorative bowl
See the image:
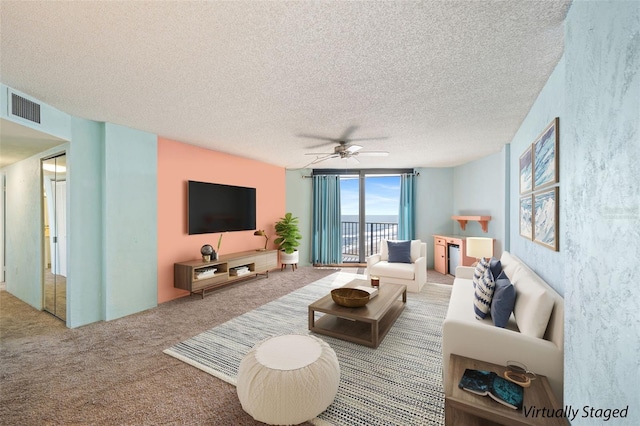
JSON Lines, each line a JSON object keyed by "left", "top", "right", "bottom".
{"left": 331, "top": 288, "right": 370, "bottom": 308}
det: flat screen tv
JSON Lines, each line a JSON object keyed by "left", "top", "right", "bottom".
{"left": 188, "top": 180, "right": 256, "bottom": 235}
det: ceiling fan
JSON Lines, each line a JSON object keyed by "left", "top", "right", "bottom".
{"left": 299, "top": 126, "right": 390, "bottom": 166}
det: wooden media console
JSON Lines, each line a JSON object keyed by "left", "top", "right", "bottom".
{"left": 174, "top": 249, "right": 278, "bottom": 298}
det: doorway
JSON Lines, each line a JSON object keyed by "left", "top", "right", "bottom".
{"left": 42, "top": 153, "right": 67, "bottom": 321}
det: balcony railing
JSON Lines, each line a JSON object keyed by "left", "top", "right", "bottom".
{"left": 342, "top": 221, "right": 398, "bottom": 262}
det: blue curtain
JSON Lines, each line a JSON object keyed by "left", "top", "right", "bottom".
{"left": 398, "top": 173, "right": 415, "bottom": 240}
{"left": 312, "top": 175, "right": 343, "bottom": 264}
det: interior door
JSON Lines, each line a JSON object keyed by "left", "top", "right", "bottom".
{"left": 42, "top": 154, "right": 67, "bottom": 321}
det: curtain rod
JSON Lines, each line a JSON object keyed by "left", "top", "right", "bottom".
{"left": 301, "top": 171, "right": 420, "bottom": 179}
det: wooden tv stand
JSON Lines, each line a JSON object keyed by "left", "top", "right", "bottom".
{"left": 174, "top": 249, "right": 278, "bottom": 298}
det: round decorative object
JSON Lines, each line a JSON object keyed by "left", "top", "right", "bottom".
{"left": 331, "top": 288, "right": 370, "bottom": 308}
{"left": 237, "top": 334, "right": 340, "bottom": 425}
{"left": 200, "top": 244, "right": 214, "bottom": 256}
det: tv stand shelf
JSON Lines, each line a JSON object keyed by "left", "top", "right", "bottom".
{"left": 174, "top": 249, "right": 278, "bottom": 298}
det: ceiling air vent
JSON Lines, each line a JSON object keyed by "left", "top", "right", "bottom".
{"left": 11, "top": 92, "right": 41, "bottom": 124}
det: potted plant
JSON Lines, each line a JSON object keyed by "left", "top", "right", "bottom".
{"left": 274, "top": 212, "right": 302, "bottom": 269}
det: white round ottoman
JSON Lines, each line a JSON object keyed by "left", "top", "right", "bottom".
{"left": 237, "top": 334, "right": 340, "bottom": 425}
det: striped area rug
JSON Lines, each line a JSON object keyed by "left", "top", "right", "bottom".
{"left": 164, "top": 272, "right": 452, "bottom": 426}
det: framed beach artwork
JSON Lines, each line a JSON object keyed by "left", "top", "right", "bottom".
{"left": 533, "top": 118, "right": 559, "bottom": 190}
{"left": 533, "top": 187, "right": 558, "bottom": 251}
{"left": 519, "top": 195, "right": 533, "bottom": 240}
{"left": 519, "top": 145, "right": 533, "bottom": 194}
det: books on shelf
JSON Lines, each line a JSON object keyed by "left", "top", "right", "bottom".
{"left": 195, "top": 267, "right": 217, "bottom": 280}
{"left": 354, "top": 285, "right": 378, "bottom": 299}
{"left": 230, "top": 266, "right": 251, "bottom": 276}
{"left": 458, "top": 369, "right": 524, "bottom": 410}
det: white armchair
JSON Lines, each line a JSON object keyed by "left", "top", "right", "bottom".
{"left": 366, "top": 239, "right": 427, "bottom": 293}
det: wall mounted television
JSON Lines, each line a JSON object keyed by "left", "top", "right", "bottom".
{"left": 188, "top": 180, "right": 256, "bottom": 235}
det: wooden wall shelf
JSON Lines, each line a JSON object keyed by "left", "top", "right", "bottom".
{"left": 451, "top": 215, "right": 492, "bottom": 233}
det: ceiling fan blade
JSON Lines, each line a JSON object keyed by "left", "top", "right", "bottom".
{"left": 296, "top": 134, "right": 340, "bottom": 142}
{"left": 356, "top": 151, "right": 389, "bottom": 157}
{"left": 305, "top": 152, "right": 333, "bottom": 156}
{"left": 345, "top": 136, "right": 389, "bottom": 142}
{"left": 346, "top": 144, "right": 363, "bottom": 153}
{"left": 338, "top": 125, "right": 359, "bottom": 141}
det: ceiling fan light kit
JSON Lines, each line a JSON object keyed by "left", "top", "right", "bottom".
{"left": 300, "top": 127, "right": 390, "bottom": 166}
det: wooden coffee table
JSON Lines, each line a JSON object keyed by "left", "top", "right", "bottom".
{"left": 445, "top": 354, "right": 567, "bottom": 426}
{"left": 308, "top": 279, "right": 406, "bottom": 348}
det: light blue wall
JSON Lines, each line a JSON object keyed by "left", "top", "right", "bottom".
{"left": 2, "top": 87, "right": 158, "bottom": 327}
{"left": 103, "top": 123, "right": 158, "bottom": 320}
{"left": 508, "top": 57, "right": 566, "bottom": 294}
{"left": 452, "top": 148, "right": 507, "bottom": 256}
{"left": 415, "top": 167, "right": 454, "bottom": 268}
{"left": 562, "top": 0, "right": 639, "bottom": 421}
{"left": 285, "top": 167, "right": 455, "bottom": 269}
{"left": 285, "top": 169, "right": 313, "bottom": 266}
{"left": 67, "top": 118, "right": 105, "bottom": 327}
{"left": 4, "top": 145, "right": 66, "bottom": 308}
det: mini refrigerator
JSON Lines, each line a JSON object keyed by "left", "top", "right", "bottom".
{"left": 447, "top": 244, "right": 460, "bottom": 276}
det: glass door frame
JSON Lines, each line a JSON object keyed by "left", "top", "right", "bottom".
{"left": 313, "top": 168, "right": 413, "bottom": 264}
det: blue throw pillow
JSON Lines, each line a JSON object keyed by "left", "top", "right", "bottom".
{"left": 387, "top": 240, "right": 412, "bottom": 263}
{"left": 489, "top": 258, "right": 502, "bottom": 280}
{"left": 491, "top": 271, "right": 516, "bottom": 328}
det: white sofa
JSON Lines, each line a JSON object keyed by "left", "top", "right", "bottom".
{"left": 366, "top": 239, "right": 427, "bottom": 293}
{"left": 442, "top": 251, "right": 564, "bottom": 402}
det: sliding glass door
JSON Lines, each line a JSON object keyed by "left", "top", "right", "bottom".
{"left": 338, "top": 172, "right": 402, "bottom": 263}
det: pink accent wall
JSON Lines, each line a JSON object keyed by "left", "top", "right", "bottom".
{"left": 157, "top": 138, "right": 285, "bottom": 303}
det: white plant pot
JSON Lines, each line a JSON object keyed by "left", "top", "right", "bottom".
{"left": 279, "top": 250, "right": 299, "bottom": 265}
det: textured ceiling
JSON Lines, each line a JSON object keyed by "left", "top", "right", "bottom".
{"left": 0, "top": 1, "right": 571, "bottom": 169}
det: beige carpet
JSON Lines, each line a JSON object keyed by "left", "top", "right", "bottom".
{"left": 0, "top": 267, "right": 452, "bottom": 425}
{"left": 0, "top": 267, "right": 337, "bottom": 425}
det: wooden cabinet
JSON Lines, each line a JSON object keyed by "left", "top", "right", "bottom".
{"left": 434, "top": 239, "right": 447, "bottom": 274}
{"left": 174, "top": 249, "right": 278, "bottom": 298}
{"left": 433, "top": 235, "right": 480, "bottom": 275}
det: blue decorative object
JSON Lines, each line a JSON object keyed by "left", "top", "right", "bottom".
{"left": 489, "top": 258, "right": 502, "bottom": 280}
{"left": 388, "top": 240, "right": 412, "bottom": 263}
{"left": 491, "top": 272, "right": 516, "bottom": 328}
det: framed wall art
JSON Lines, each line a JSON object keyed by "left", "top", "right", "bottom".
{"left": 519, "top": 195, "right": 533, "bottom": 240}
{"left": 533, "top": 187, "right": 558, "bottom": 251}
{"left": 533, "top": 117, "right": 559, "bottom": 190}
{"left": 519, "top": 145, "right": 533, "bottom": 194}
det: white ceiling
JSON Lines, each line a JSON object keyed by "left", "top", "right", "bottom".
{"left": 0, "top": 0, "right": 571, "bottom": 170}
